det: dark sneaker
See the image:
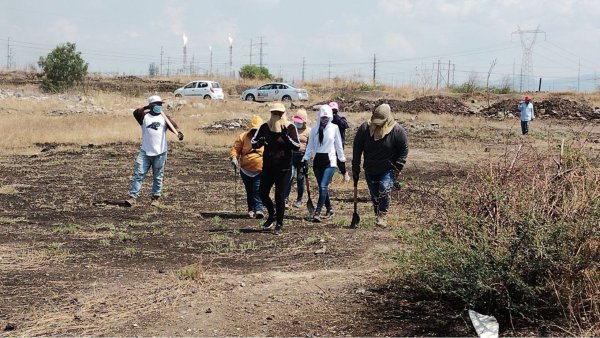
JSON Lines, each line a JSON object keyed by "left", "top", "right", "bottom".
{"left": 150, "top": 196, "right": 160, "bottom": 207}
{"left": 261, "top": 218, "right": 275, "bottom": 230}
{"left": 293, "top": 200, "right": 303, "bottom": 208}
{"left": 273, "top": 224, "right": 283, "bottom": 235}
{"left": 323, "top": 210, "right": 335, "bottom": 219}
{"left": 124, "top": 197, "right": 136, "bottom": 207}
{"left": 312, "top": 212, "right": 321, "bottom": 223}
{"left": 254, "top": 210, "right": 265, "bottom": 219}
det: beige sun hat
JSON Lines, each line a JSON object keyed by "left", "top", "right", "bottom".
{"left": 269, "top": 102, "right": 286, "bottom": 113}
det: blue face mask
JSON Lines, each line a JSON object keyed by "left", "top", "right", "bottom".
{"left": 152, "top": 105, "right": 162, "bottom": 114}
{"left": 294, "top": 122, "right": 304, "bottom": 129}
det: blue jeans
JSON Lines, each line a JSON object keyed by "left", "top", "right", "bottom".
{"left": 285, "top": 151, "right": 305, "bottom": 202}
{"left": 313, "top": 166, "right": 336, "bottom": 214}
{"left": 129, "top": 149, "right": 168, "bottom": 198}
{"left": 240, "top": 171, "right": 264, "bottom": 212}
{"left": 364, "top": 169, "right": 395, "bottom": 214}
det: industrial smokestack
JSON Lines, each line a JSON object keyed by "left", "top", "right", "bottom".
{"left": 182, "top": 33, "right": 188, "bottom": 75}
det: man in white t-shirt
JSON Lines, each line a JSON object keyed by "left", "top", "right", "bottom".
{"left": 125, "top": 95, "right": 183, "bottom": 207}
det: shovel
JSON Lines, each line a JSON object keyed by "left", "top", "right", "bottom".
{"left": 304, "top": 170, "right": 315, "bottom": 217}
{"left": 350, "top": 176, "right": 360, "bottom": 228}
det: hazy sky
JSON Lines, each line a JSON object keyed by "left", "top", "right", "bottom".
{"left": 1, "top": 0, "right": 599, "bottom": 91}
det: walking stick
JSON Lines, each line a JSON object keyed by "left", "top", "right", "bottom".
{"left": 304, "top": 170, "right": 315, "bottom": 218}
{"left": 350, "top": 175, "right": 360, "bottom": 228}
{"left": 233, "top": 165, "right": 238, "bottom": 213}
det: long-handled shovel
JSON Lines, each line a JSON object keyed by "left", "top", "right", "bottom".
{"left": 350, "top": 176, "right": 360, "bottom": 228}
{"left": 304, "top": 170, "right": 315, "bottom": 218}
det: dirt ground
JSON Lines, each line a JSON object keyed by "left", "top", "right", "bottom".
{"left": 0, "top": 137, "right": 479, "bottom": 336}
{"left": 2, "top": 84, "right": 599, "bottom": 336}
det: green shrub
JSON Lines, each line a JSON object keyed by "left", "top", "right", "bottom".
{"left": 38, "top": 42, "right": 88, "bottom": 92}
{"left": 394, "top": 143, "right": 600, "bottom": 333}
{"left": 239, "top": 64, "right": 272, "bottom": 80}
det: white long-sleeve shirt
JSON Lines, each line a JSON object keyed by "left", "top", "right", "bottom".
{"left": 518, "top": 102, "right": 535, "bottom": 122}
{"left": 303, "top": 107, "right": 346, "bottom": 167}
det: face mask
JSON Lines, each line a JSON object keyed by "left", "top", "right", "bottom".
{"left": 294, "top": 122, "right": 304, "bottom": 129}
{"left": 320, "top": 118, "right": 328, "bottom": 127}
{"left": 152, "top": 105, "right": 162, "bottom": 114}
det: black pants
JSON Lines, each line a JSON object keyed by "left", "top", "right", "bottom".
{"left": 259, "top": 168, "right": 292, "bottom": 226}
{"left": 521, "top": 121, "right": 530, "bottom": 135}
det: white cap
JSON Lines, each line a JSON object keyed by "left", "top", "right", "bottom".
{"left": 148, "top": 95, "right": 163, "bottom": 104}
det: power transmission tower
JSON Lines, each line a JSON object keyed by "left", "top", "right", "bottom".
{"left": 257, "top": 36, "right": 267, "bottom": 68}
{"left": 512, "top": 25, "right": 545, "bottom": 92}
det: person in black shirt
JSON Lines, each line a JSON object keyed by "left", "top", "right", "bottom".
{"left": 329, "top": 101, "right": 351, "bottom": 182}
{"left": 251, "top": 102, "right": 300, "bottom": 235}
{"left": 352, "top": 104, "right": 409, "bottom": 227}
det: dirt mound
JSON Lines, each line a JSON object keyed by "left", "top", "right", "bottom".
{"left": 481, "top": 97, "right": 599, "bottom": 120}
{"left": 199, "top": 118, "right": 250, "bottom": 133}
{"left": 395, "top": 95, "right": 473, "bottom": 115}
{"left": 536, "top": 97, "right": 598, "bottom": 120}
{"left": 316, "top": 95, "right": 473, "bottom": 115}
{"left": 479, "top": 99, "right": 519, "bottom": 118}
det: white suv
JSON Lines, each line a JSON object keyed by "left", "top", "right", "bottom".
{"left": 174, "top": 80, "right": 224, "bottom": 100}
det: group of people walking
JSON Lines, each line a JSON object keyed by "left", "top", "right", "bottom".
{"left": 230, "top": 100, "right": 409, "bottom": 235}
{"left": 124, "top": 95, "right": 410, "bottom": 236}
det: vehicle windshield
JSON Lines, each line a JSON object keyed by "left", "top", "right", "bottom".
{"left": 212, "top": 82, "right": 221, "bottom": 88}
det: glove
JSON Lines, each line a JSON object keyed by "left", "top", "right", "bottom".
{"left": 231, "top": 157, "right": 239, "bottom": 170}
{"left": 300, "top": 160, "right": 308, "bottom": 175}
{"left": 280, "top": 127, "right": 288, "bottom": 138}
{"left": 177, "top": 131, "right": 184, "bottom": 141}
{"left": 352, "top": 166, "right": 360, "bottom": 182}
{"left": 338, "top": 161, "right": 347, "bottom": 175}
{"left": 393, "top": 162, "right": 404, "bottom": 174}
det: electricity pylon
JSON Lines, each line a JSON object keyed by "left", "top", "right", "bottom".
{"left": 512, "top": 25, "right": 545, "bottom": 92}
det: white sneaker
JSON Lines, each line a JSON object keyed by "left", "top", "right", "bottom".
{"left": 376, "top": 213, "right": 388, "bottom": 227}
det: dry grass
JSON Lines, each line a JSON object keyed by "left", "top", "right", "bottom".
{"left": 0, "top": 243, "right": 70, "bottom": 272}
{"left": 19, "top": 276, "right": 197, "bottom": 336}
{"left": 0, "top": 184, "right": 19, "bottom": 194}
{"left": 17, "top": 259, "right": 212, "bottom": 336}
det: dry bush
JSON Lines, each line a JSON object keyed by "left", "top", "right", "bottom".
{"left": 394, "top": 140, "right": 600, "bottom": 335}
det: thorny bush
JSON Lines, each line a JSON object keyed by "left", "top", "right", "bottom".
{"left": 394, "top": 142, "right": 599, "bottom": 334}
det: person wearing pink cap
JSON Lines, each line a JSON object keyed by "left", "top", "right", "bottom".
{"left": 285, "top": 108, "right": 311, "bottom": 209}
{"left": 517, "top": 95, "right": 535, "bottom": 135}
